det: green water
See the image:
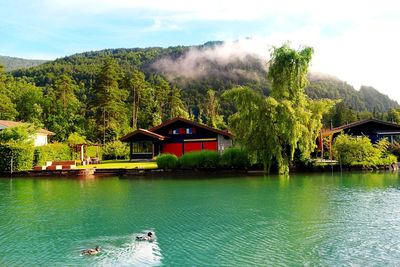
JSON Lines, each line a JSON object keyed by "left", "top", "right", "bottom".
{"left": 1, "top": 173, "right": 400, "bottom": 266}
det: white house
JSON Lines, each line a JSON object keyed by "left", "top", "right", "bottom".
{"left": 0, "top": 120, "right": 55, "bottom": 146}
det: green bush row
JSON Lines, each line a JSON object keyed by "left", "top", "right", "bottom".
{"left": 0, "top": 143, "right": 35, "bottom": 172}
{"left": 33, "top": 143, "right": 71, "bottom": 166}
{"left": 156, "top": 154, "right": 179, "bottom": 169}
{"left": 333, "top": 134, "right": 397, "bottom": 167}
{"left": 156, "top": 147, "right": 250, "bottom": 170}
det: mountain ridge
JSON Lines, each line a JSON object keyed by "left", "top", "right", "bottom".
{"left": 0, "top": 55, "right": 47, "bottom": 71}
{"left": 8, "top": 42, "right": 399, "bottom": 113}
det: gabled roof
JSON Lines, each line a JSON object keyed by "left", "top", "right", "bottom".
{"left": 332, "top": 118, "right": 400, "bottom": 131}
{"left": 149, "top": 117, "right": 234, "bottom": 138}
{"left": 0, "top": 120, "right": 55, "bottom": 136}
{"left": 120, "top": 128, "right": 167, "bottom": 142}
{"left": 321, "top": 119, "right": 400, "bottom": 136}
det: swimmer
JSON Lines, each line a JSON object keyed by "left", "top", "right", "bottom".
{"left": 81, "top": 246, "right": 101, "bottom": 255}
{"left": 136, "top": 232, "right": 154, "bottom": 241}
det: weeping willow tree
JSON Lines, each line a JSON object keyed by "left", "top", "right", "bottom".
{"left": 224, "top": 44, "right": 334, "bottom": 174}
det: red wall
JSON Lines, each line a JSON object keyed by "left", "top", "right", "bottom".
{"left": 163, "top": 141, "right": 218, "bottom": 157}
{"left": 163, "top": 143, "right": 183, "bottom": 157}
{"left": 184, "top": 142, "right": 202, "bottom": 153}
{"left": 203, "top": 141, "right": 217, "bottom": 151}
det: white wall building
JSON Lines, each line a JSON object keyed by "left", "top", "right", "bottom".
{"left": 0, "top": 120, "right": 55, "bottom": 146}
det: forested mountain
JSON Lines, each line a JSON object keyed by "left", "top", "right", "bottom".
{"left": 0, "top": 56, "right": 47, "bottom": 71}
{"left": 306, "top": 75, "right": 398, "bottom": 113}
{"left": 1, "top": 41, "right": 399, "bottom": 143}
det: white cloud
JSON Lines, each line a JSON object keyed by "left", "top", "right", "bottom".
{"left": 141, "top": 18, "right": 180, "bottom": 32}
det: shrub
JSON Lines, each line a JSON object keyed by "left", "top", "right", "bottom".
{"left": 33, "top": 143, "right": 71, "bottom": 166}
{"left": 0, "top": 143, "right": 35, "bottom": 172}
{"left": 86, "top": 145, "right": 102, "bottom": 159}
{"left": 179, "top": 151, "right": 220, "bottom": 169}
{"left": 102, "top": 141, "right": 129, "bottom": 160}
{"left": 67, "top": 132, "right": 86, "bottom": 146}
{"left": 333, "top": 134, "right": 397, "bottom": 167}
{"left": 388, "top": 142, "right": 400, "bottom": 161}
{"left": 220, "top": 147, "right": 250, "bottom": 168}
{"left": 156, "top": 154, "right": 179, "bottom": 169}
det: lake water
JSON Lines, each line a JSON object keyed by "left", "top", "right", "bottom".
{"left": 1, "top": 172, "right": 400, "bottom": 266}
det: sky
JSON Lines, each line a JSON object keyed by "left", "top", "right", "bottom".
{"left": 1, "top": 0, "right": 400, "bottom": 101}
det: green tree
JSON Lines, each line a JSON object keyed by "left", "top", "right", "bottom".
{"left": 0, "top": 124, "right": 36, "bottom": 144}
{"left": 333, "top": 134, "right": 396, "bottom": 166}
{"left": 149, "top": 74, "right": 171, "bottom": 121}
{"left": 0, "top": 92, "right": 17, "bottom": 120}
{"left": 167, "top": 86, "right": 189, "bottom": 119}
{"left": 387, "top": 109, "right": 400, "bottom": 124}
{"left": 67, "top": 132, "right": 86, "bottom": 146}
{"left": 0, "top": 65, "right": 18, "bottom": 120}
{"left": 95, "top": 58, "right": 129, "bottom": 142}
{"left": 12, "top": 80, "right": 43, "bottom": 125}
{"left": 203, "top": 89, "right": 226, "bottom": 129}
{"left": 225, "top": 44, "right": 333, "bottom": 174}
{"left": 124, "top": 70, "right": 149, "bottom": 130}
{"left": 44, "top": 75, "right": 83, "bottom": 141}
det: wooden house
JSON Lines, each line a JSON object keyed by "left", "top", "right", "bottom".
{"left": 319, "top": 118, "right": 400, "bottom": 158}
{"left": 120, "top": 117, "right": 233, "bottom": 160}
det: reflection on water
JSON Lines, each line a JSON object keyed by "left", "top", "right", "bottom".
{"left": 1, "top": 172, "right": 400, "bottom": 266}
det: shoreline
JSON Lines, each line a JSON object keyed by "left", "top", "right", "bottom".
{"left": 0, "top": 164, "right": 397, "bottom": 179}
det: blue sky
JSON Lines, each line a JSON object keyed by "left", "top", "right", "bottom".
{"left": 1, "top": 0, "right": 400, "bottom": 101}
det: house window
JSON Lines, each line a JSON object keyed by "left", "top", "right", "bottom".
{"left": 172, "top": 129, "right": 179, "bottom": 135}
{"left": 186, "top": 128, "right": 193, "bottom": 134}
{"left": 132, "top": 141, "right": 152, "bottom": 153}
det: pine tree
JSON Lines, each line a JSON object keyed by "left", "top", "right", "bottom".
{"left": 95, "top": 58, "right": 128, "bottom": 142}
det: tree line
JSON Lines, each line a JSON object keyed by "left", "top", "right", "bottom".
{"left": 0, "top": 59, "right": 224, "bottom": 143}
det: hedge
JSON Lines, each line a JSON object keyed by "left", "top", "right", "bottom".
{"left": 156, "top": 154, "right": 179, "bottom": 170}
{"left": 179, "top": 151, "right": 221, "bottom": 169}
{"left": 33, "top": 143, "right": 71, "bottom": 166}
{"left": 220, "top": 147, "right": 250, "bottom": 168}
{"left": 0, "top": 143, "right": 35, "bottom": 172}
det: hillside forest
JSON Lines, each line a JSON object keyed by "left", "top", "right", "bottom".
{"left": 1, "top": 42, "right": 399, "bottom": 143}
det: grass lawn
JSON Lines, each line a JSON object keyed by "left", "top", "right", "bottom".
{"left": 77, "top": 160, "right": 158, "bottom": 169}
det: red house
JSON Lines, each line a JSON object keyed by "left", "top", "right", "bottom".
{"left": 120, "top": 117, "right": 233, "bottom": 160}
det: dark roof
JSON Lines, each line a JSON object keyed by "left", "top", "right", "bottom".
{"left": 120, "top": 128, "right": 167, "bottom": 142}
{"left": 333, "top": 119, "right": 400, "bottom": 131}
{"left": 322, "top": 119, "right": 400, "bottom": 136}
{"left": 149, "top": 117, "right": 234, "bottom": 138}
{"left": 0, "top": 120, "right": 55, "bottom": 136}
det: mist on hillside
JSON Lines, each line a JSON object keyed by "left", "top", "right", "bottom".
{"left": 152, "top": 39, "right": 269, "bottom": 81}
{"left": 151, "top": 39, "right": 343, "bottom": 85}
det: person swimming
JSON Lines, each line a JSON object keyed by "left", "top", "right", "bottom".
{"left": 136, "top": 232, "right": 154, "bottom": 241}
{"left": 81, "top": 246, "right": 101, "bottom": 255}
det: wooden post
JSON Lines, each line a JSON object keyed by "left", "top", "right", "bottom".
{"left": 80, "top": 145, "right": 84, "bottom": 162}
{"left": 130, "top": 142, "right": 133, "bottom": 161}
{"left": 320, "top": 131, "right": 324, "bottom": 159}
